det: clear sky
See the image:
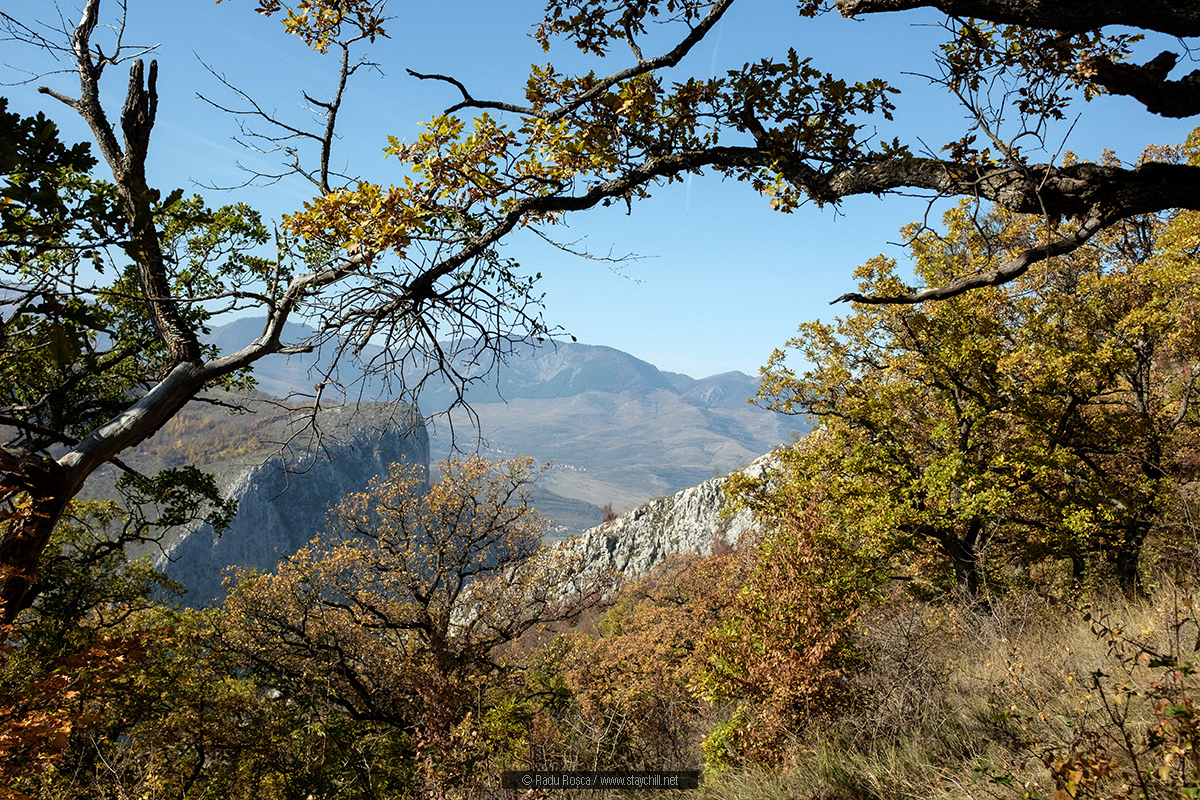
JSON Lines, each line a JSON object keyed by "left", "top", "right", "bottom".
{"left": 4, "top": 0, "right": 1197, "bottom": 378}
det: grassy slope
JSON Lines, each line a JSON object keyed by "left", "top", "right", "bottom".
{"left": 675, "top": 581, "right": 1200, "bottom": 800}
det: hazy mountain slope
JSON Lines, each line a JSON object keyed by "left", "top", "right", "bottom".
{"left": 444, "top": 341, "right": 678, "bottom": 404}
{"left": 78, "top": 399, "right": 428, "bottom": 605}
{"left": 83, "top": 395, "right": 426, "bottom": 541}
{"left": 429, "top": 387, "right": 802, "bottom": 513}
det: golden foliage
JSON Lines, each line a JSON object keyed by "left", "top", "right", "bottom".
{"left": 559, "top": 552, "right": 743, "bottom": 770}
{"left": 213, "top": 455, "right": 610, "bottom": 789}
{"left": 757, "top": 196, "right": 1200, "bottom": 598}
{"left": 694, "top": 492, "right": 875, "bottom": 766}
{"left": 233, "top": 0, "right": 388, "bottom": 53}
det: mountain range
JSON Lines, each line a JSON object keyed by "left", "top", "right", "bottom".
{"left": 203, "top": 317, "right": 808, "bottom": 533}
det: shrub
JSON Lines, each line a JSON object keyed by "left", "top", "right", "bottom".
{"left": 692, "top": 492, "right": 877, "bottom": 767}
{"left": 552, "top": 553, "right": 740, "bottom": 771}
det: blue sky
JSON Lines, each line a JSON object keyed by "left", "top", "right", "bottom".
{"left": 5, "top": 0, "right": 1198, "bottom": 378}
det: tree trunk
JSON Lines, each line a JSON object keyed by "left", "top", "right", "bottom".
{"left": 1071, "top": 550, "right": 1087, "bottom": 589}
{"left": 933, "top": 519, "right": 985, "bottom": 601}
{"left": 0, "top": 456, "right": 73, "bottom": 622}
{"left": 1111, "top": 519, "right": 1151, "bottom": 597}
{"left": 0, "top": 362, "right": 206, "bottom": 624}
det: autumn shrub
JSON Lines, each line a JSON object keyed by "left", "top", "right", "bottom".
{"left": 212, "top": 456, "right": 609, "bottom": 797}
{"left": 0, "top": 502, "right": 170, "bottom": 797}
{"left": 4, "top": 458, "right": 616, "bottom": 800}
{"left": 692, "top": 579, "right": 1200, "bottom": 800}
{"left": 691, "top": 490, "right": 878, "bottom": 768}
{"left": 544, "top": 553, "right": 743, "bottom": 773}
{"left": 0, "top": 502, "right": 301, "bottom": 800}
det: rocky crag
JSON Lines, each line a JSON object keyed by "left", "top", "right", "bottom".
{"left": 156, "top": 403, "right": 429, "bottom": 605}
{"left": 562, "top": 452, "right": 778, "bottom": 581}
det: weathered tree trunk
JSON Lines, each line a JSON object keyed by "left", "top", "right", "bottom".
{"left": 0, "top": 358, "right": 274, "bottom": 624}
{"left": 932, "top": 519, "right": 986, "bottom": 601}
{"left": 0, "top": 456, "right": 73, "bottom": 621}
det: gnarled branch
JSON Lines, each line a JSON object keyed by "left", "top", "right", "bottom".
{"left": 835, "top": 0, "right": 1200, "bottom": 37}
{"left": 832, "top": 214, "right": 1107, "bottom": 304}
{"left": 1078, "top": 51, "right": 1200, "bottom": 118}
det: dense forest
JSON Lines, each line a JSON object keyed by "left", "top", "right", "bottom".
{"left": 3, "top": 0, "right": 1200, "bottom": 797}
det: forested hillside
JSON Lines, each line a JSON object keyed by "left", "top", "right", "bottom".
{"left": 6, "top": 185, "right": 1198, "bottom": 800}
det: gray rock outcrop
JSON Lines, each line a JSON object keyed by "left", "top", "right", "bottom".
{"left": 157, "top": 404, "right": 429, "bottom": 605}
{"left": 563, "top": 452, "right": 779, "bottom": 581}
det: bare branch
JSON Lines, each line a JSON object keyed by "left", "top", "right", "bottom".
{"left": 0, "top": 10, "right": 67, "bottom": 55}
{"left": 414, "top": 0, "right": 736, "bottom": 123}
{"left": 407, "top": 69, "right": 541, "bottom": 117}
{"left": 35, "top": 84, "right": 78, "bottom": 110}
{"left": 196, "top": 40, "right": 372, "bottom": 193}
{"left": 195, "top": 61, "right": 324, "bottom": 144}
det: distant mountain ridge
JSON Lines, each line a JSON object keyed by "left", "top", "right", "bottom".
{"left": 204, "top": 317, "right": 807, "bottom": 526}
{"left": 204, "top": 318, "right": 768, "bottom": 411}
{"left": 416, "top": 342, "right": 806, "bottom": 516}
{"left": 450, "top": 341, "right": 676, "bottom": 402}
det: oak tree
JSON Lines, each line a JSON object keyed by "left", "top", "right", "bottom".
{"left": 276, "top": 0, "right": 1200, "bottom": 309}
{"left": 754, "top": 185, "right": 1200, "bottom": 597}
{"left": 211, "top": 456, "right": 609, "bottom": 790}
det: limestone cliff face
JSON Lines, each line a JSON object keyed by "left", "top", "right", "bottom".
{"left": 158, "top": 405, "right": 429, "bottom": 605}
{"left": 563, "top": 453, "right": 777, "bottom": 580}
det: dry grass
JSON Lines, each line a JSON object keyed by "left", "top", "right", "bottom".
{"left": 459, "top": 576, "right": 1200, "bottom": 800}
{"left": 637, "top": 580, "right": 1200, "bottom": 800}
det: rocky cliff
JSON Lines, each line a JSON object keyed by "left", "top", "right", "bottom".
{"left": 563, "top": 453, "right": 778, "bottom": 581}
{"left": 157, "top": 404, "right": 429, "bottom": 605}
